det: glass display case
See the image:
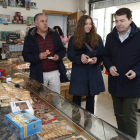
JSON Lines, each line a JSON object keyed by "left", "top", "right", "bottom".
{"left": 0, "top": 60, "right": 135, "bottom": 140}
{"left": 23, "top": 77, "right": 134, "bottom": 140}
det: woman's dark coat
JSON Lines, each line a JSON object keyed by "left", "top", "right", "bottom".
{"left": 103, "top": 22, "right": 140, "bottom": 97}
{"left": 67, "top": 36, "right": 105, "bottom": 96}
{"left": 22, "top": 27, "right": 68, "bottom": 83}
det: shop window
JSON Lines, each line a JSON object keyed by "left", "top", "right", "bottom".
{"left": 111, "top": 14, "right": 115, "bottom": 31}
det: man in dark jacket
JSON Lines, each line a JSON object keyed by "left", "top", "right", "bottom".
{"left": 103, "top": 8, "right": 140, "bottom": 139}
{"left": 22, "top": 13, "right": 68, "bottom": 94}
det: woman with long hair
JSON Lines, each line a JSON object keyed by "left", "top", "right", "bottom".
{"left": 67, "top": 15, "right": 105, "bottom": 115}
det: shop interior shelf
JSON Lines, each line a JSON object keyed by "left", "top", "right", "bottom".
{"left": 0, "top": 23, "right": 34, "bottom": 26}
{"left": 1, "top": 5, "right": 38, "bottom": 10}
{"left": 0, "top": 23, "right": 26, "bottom": 25}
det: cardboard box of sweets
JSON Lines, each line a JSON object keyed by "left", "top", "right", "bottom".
{"left": 27, "top": 17, "right": 34, "bottom": 25}
{"left": 0, "top": 14, "right": 10, "bottom": 23}
{"left": 5, "top": 110, "right": 41, "bottom": 139}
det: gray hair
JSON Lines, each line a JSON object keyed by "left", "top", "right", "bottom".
{"left": 34, "top": 13, "right": 44, "bottom": 22}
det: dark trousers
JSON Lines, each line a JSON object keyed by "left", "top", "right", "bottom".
{"left": 111, "top": 94, "right": 139, "bottom": 139}
{"left": 73, "top": 95, "right": 95, "bottom": 114}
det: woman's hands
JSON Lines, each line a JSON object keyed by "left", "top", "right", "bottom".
{"left": 89, "top": 57, "right": 97, "bottom": 65}
{"left": 81, "top": 54, "right": 89, "bottom": 64}
{"left": 81, "top": 54, "right": 97, "bottom": 65}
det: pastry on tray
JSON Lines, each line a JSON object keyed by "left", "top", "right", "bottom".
{"left": 11, "top": 78, "right": 24, "bottom": 83}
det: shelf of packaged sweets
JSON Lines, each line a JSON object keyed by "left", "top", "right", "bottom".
{"left": 0, "top": 23, "right": 34, "bottom": 26}
{"left": 1, "top": 5, "right": 38, "bottom": 10}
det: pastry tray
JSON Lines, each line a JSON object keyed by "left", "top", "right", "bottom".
{"left": 38, "top": 123, "right": 76, "bottom": 140}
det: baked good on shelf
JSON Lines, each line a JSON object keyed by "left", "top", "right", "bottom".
{"left": 22, "top": 93, "right": 31, "bottom": 100}
{"left": 0, "top": 92, "right": 9, "bottom": 100}
{"left": 15, "top": 91, "right": 23, "bottom": 100}
{"left": 1, "top": 102, "right": 9, "bottom": 107}
{"left": 39, "top": 123, "right": 75, "bottom": 140}
{"left": 11, "top": 78, "right": 24, "bottom": 83}
{"left": 2, "top": 99, "right": 11, "bottom": 102}
{"left": 0, "top": 85, "right": 4, "bottom": 90}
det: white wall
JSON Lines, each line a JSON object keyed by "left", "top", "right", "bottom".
{"left": 46, "top": 14, "right": 68, "bottom": 36}
{"left": 92, "top": 8, "right": 106, "bottom": 41}
{"left": 0, "top": 0, "right": 79, "bottom": 47}
{"left": 79, "top": 0, "right": 89, "bottom": 17}
{"left": 93, "top": 2, "right": 140, "bottom": 42}
{"left": 85, "top": 0, "right": 89, "bottom": 15}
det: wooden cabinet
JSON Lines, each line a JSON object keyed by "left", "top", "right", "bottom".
{"left": 60, "top": 82, "right": 73, "bottom": 100}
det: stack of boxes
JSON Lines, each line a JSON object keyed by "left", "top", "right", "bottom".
{"left": 12, "top": 12, "right": 27, "bottom": 24}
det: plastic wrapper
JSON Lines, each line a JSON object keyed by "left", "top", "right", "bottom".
{"left": 2, "top": 83, "right": 15, "bottom": 92}
{"left": 0, "top": 91, "right": 10, "bottom": 100}
{"left": 15, "top": 91, "right": 23, "bottom": 100}
{"left": 9, "top": 93, "right": 18, "bottom": 102}
{"left": 1, "top": 102, "right": 10, "bottom": 107}
{"left": 0, "top": 84, "right": 5, "bottom": 90}
{"left": 22, "top": 93, "right": 31, "bottom": 100}
{"left": 2, "top": 99, "right": 11, "bottom": 103}
{"left": 11, "top": 78, "right": 24, "bottom": 83}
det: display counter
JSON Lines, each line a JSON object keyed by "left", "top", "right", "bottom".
{"left": 0, "top": 66, "right": 135, "bottom": 140}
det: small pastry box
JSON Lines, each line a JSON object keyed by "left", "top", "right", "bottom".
{"left": 5, "top": 110, "right": 41, "bottom": 139}
{"left": 10, "top": 100, "right": 34, "bottom": 115}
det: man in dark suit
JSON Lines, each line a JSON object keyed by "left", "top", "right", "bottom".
{"left": 103, "top": 8, "right": 140, "bottom": 139}
{"left": 22, "top": 13, "right": 68, "bottom": 94}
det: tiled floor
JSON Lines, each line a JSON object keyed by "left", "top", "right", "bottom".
{"left": 81, "top": 93, "right": 140, "bottom": 140}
